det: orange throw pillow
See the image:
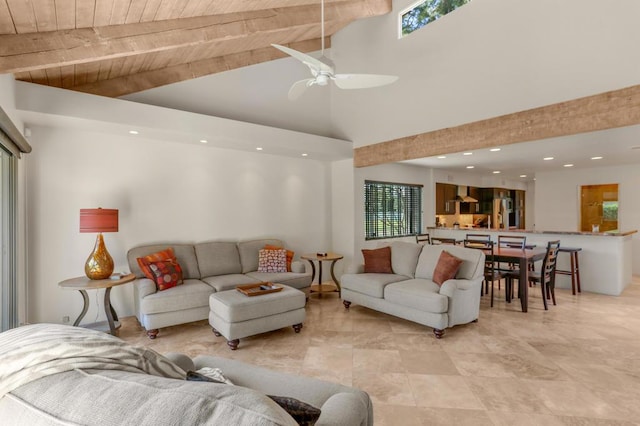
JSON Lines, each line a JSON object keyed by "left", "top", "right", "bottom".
{"left": 137, "top": 248, "right": 176, "bottom": 280}
{"left": 432, "top": 250, "right": 463, "bottom": 286}
{"left": 264, "top": 244, "right": 294, "bottom": 272}
{"left": 362, "top": 246, "right": 393, "bottom": 273}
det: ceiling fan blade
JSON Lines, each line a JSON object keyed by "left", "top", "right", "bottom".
{"left": 271, "top": 44, "right": 334, "bottom": 75}
{"left": 288, "top": 78, "right": 315, "bottom": 100}
{"left": 332, "top": 73, "right": 399, "bottom": 89}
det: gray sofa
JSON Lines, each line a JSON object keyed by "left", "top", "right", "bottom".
{"left": 127, "top": 239, "right": 312, "bottom": 339}
{"left": 0, "top": 324, "right": 373, "bottom": 426}
{"left": 341, "top": 241, "right": 484, "bottom": 338}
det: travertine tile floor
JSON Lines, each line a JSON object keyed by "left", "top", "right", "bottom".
{"left": 120, "top": 276, "right": 640, "bottom": 425}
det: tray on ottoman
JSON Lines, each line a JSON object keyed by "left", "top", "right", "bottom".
{"left": 236, "top": 282, "right": 283, "bottom": 297}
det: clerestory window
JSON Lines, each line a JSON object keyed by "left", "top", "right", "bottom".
{"left": 400, "top": 0, "right": 472, "bottom": 38}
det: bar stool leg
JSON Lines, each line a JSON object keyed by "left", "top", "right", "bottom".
{"left": 574, "top": 252, "right": 581, "bottom": 293}
{"left": 570, "top": 253, "right": 577, "bottom": 295}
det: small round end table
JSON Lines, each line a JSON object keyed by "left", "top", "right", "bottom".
{"left": 301, "top": 253, "right": 344, "bottom": 296}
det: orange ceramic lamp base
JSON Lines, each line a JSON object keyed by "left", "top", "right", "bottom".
{"left": 85, "top": 233, "right": 114, "bottom": 280}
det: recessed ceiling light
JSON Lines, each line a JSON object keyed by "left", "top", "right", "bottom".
{"left": 301, "top": 153, "right": 308, "bottom": 157}
{"left": 256, "top": 147, "right": 263, "bottom": 151}
{"left": 492, "top": 171, "right": 501, "bottom": 174}
{"left": 437, "top": 156, "right": 446, "bottom": 159}
{"left": 199, "top": 139, "right": 208, "bottom": 144}
{"left": 520, "top": 175, "right": 527, "bottom": 178}
{"left": 591, "top": 156, "right": 603, "bottom": 160}
{"left": 129, "top": 130, "right": 139, "bottom": 135}
{"left": 463, "top": 152, "right": 473, "bottom": 156}
{"left": 490, "top": 148, "right": 501, "bottom": 152}
{"left": 564, "top": 164, "right": 574, "bottom": 167}
{"left": 466, "top": 166, "right": 474, "bottom": 169}
{"left": 543, "top": 157, "right": 554, "bottom": 161}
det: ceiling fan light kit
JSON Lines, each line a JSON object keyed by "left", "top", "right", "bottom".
{"left": 272, "top": 0, "right": 399, "bottom": 100}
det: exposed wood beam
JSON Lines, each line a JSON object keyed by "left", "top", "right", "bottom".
{"left": 69, "top": 38, "right": 331, "bottom": 97}
{"left": 0, "top": 0, "right": 391, "bottom": 74}
{"left": 353, "top": 84, "right": 640, "bottom": 168}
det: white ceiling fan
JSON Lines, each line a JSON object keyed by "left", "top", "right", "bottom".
{"left": 271, "top": 0, "right": 399, "bottom": 100}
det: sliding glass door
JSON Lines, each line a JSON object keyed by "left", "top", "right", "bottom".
{"left": 0, "top": 146, "right": 16, "bottom": 332}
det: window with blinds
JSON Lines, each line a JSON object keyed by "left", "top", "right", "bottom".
{"left": 364, "top": 180, "right": 423, "bottom": 240}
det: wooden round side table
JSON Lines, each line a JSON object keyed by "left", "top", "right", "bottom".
{"left": 301, "top": 253, "right": 344, "bottom": 296}
{"left": 58, "top": 273, "right": 135, "bottom": 335}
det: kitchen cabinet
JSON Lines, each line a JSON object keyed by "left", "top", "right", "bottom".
{"left": 435, "top": 183, "right": 457, "bottom": 214}
{"left": 513, "top": 190, "right": 525, "bottom": 229}
{"left": 460, "top": 187, "right": 480, "bottom": 214}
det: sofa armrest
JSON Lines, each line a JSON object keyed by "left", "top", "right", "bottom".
{"left": 439, "top": 277, "right": 483, "bottom": 327}
{"left": 291, "top": 260, "right": 306, "bottom": 274}
{"left": 135, "top": 277, "right": 157, "bottom": 299}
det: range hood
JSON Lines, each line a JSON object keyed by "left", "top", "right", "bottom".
{"left": 453, "top": 185, "right": 478, "bottom": 203}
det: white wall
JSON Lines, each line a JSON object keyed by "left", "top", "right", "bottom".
{"left": 25, "top": 125, "right": 331, "bottom": 325}
{"left": 331, "top": 0, "right": 640, "bottom": 146}
{"left": 535, "top": 164, "right": 640, "bottom": 274}
{"left": 331, "top": 159, "right": 355, "bottom": 275}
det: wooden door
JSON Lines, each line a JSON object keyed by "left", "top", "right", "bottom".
{"left": 580, "top": 184, "right": 618, "bottom": 232}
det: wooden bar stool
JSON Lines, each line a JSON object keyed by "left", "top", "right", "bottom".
{"left": 555, "top": 247, "right": 582, "bottom": 295}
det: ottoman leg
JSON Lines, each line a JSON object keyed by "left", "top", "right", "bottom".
{"left": 212, "top": 328, "right": 221, "bottom": 337}
{"left": 146, "top": 329, "right": 159, "bottom": 339}
{"left": 293, "top": 323, "right": 303, "bottom": 333}
{"left": 227, "top": 339, "right": 239, "bottom": 350}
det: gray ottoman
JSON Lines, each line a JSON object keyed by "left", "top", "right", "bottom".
{"left": 209, "top": 284, "right": 306, "bottom": 350}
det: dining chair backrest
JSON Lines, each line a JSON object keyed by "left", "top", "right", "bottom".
{"left": 416, "top": 233, "right": 431, "bottom": 245}
{"left": 498, "top": 235, "right": 526, "bottom": 249}
{"left": 464, "top": 239, "right": 497, "bottom": 275}
{"left": 466, "top": 234, "right": 491, "bottom": 243}
{"left": 540, "top": 240, "right": 561, "bottom": 285}
{"left": 431, "top": 237, "right": 456, "bottom": 245}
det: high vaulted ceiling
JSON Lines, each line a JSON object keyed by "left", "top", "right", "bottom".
{"left": 0, "top": 0, "right": 391, "bottom": 97}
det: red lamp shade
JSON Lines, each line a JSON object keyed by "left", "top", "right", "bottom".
{"left": 80, "top": 208, "right": 118, "bottom": 233}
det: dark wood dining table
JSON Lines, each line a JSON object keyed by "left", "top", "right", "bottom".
{"left": 489, "top": 247, "right": 547, "bottom": 312}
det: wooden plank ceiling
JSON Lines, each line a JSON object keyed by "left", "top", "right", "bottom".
{"left": 0, "top": 0, "right": 391, "bottom": 97}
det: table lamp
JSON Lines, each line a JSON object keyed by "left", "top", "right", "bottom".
{"left": 80, "top": 208, "right": 118, "bottom": 280}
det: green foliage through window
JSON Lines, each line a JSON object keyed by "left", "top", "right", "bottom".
{"left": 365, "top": 181, "right": 422, "bottom": 240}
{"left": 401, "top": 0, "right": 472, "bottom": 37}
{"left": 602, "top": 201, "right": 618, "bottom": 222}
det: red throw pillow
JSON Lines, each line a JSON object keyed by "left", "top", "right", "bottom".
{"left": 264, "top": 244, "right": 294, "bottom": 272}
{"left": 432, "top": 250, "right": 463, "bottom": 286}
{"left": 137, "top": 248, "right": 176, "bottom": 280}
{"left": 362, "top": 246, "right": 393, "bottom": 273}
{"left": 147, "top": 260, "right": 184, "bottom": 291}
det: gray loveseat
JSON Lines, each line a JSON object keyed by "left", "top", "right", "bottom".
{"left": 127, "top": 239, "right": 312, "bottom": 339}
{"left": 0, "top": 324, "right": 372, "bottom": 426}
{"left": 341, "top": 241, "right": 484, "bottom": 338}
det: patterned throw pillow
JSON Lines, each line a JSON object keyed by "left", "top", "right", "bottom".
{"left": 257, "top": 249, "right": 287, "bottom": 273}
{"left": 137, "top": 248, "right": 176, "bottom": 280}
{"left": 147, "top": 260, "right": 184, "bottom": 291}
{"left": 264, "top": 244, "right": 294, "bottom": 272}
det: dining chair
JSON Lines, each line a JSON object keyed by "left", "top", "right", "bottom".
{"left": 463, "top": 239, "right": 505, "bottom": 307}
{"left": 498, "top": 235, "right": 526, "bottom": 249}
{"left": 466, "top": 234, "right": 491, "bottom": 243}
{"left": 415, "top": 233, "right": 431, "bottom": 245}
{"left": 506, "top": 240, "right": 560, "bottom": 310}
{"left": 430, "top": 237, "right": 456, "bottom": 245}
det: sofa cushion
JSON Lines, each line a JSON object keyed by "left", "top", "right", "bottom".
{"left": 415, "top": 244, "right": 484, "bottom": 281}
{"left": 195, "top": 241, "right": 242, "bottom": 277}
{"left": 258, "top": 249, "right": 287, "bottom": 273}
{"left": 432, "top": 251, "right": 463, "bottom": 286}
{"left": 384, "top": 279, "right": 448, "bottom": 313}
{"left": 128, "top": 244, "right": 201, "bottom": 280}
{"left": 202, "top": 274, "right": 259, "bottom": 292}
{"left": 390, "top": 241, "right": 423, "bottom": 278}
{"left": 238, "top": 239, "right": 284, "bottom": 273}
{"left": 362, "top": 246, "right": 392, "bottom": 273}
{"left": 140, "top": 279, "right": 214, "bottom": 315}
{"left": 4, "top": 369, "right": 297, "bottom": 426}
{"left": 341, "top": 273, "right": 408, "bottom": 298}
{"left": 245, "top": 271, "right": 312, "bottom": 290}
